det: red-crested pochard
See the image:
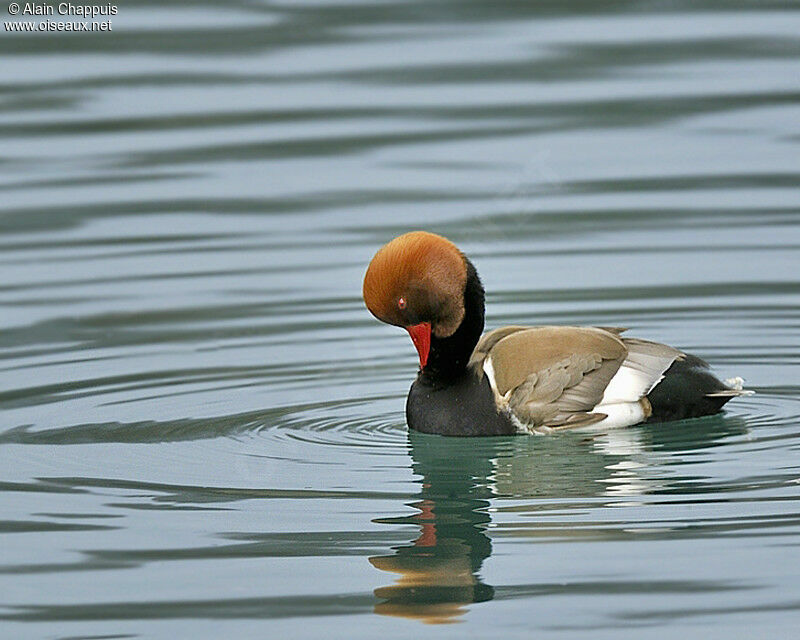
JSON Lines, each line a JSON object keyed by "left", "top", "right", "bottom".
{"left": 363, "top": 231, "right": 749, "bottom": 436}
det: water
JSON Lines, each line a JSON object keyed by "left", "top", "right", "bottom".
{"left": 2, "top": 1, "right": 800, "bottom": 637}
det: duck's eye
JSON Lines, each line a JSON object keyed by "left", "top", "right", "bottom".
{"left": 398, "top": 297, "right": 406, "bottom": 310}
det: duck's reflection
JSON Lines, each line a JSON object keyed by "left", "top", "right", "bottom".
{"left": 370, "top": 415, "right": 748, "bottom": 623}
{"left": 370, "top": 433, "right": 498, "bottom": 623}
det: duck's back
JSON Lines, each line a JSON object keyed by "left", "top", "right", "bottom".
{"left": 407, "top": 325, "right": 747, "bottom": 436}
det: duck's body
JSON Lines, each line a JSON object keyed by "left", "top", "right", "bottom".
{"left": 363, "top": 232, "right": 748, "bottom": 437}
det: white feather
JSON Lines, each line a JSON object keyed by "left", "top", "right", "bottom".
{"left": 483, "top": 357, "right": 502, "bottom": 398}
{"left": 601, "top": 340, "right": 680, "bottom": 404}
{"left": 592, "top": 402, "right": 647, "bottom": 429}
{"left": 601, "top": 367, "right": 654, "bottom": 404}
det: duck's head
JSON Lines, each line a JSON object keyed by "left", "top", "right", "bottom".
{"left": 363, "top": 231, "right": 469, "bottom": 369}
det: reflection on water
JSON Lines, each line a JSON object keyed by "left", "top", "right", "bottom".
{"left": 371, "top": 434, "right": 498, "bottom": 623}
{"left": 1, "top": 0, "right": 800, "bottom": 637}
{"left": 370, "top": 413, "right": 751, "bottom": 622}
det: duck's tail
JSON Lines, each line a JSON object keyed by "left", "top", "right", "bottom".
{"left": 646, "top": 356, "right": 752, "bottom": 423}
{"left": 706, "top": 376, "right": 755, "bottom": 398}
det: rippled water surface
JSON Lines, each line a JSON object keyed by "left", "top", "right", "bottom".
{"left": 2, "top": 1, "right": 800, "bottom": 637}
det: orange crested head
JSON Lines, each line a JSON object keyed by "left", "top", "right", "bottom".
{"left": 363, "top": 231, "right": 468, "bottom": 343}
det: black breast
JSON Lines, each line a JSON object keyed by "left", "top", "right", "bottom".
{"left": 406, "top": 372, "right": 515, "bottom": 436}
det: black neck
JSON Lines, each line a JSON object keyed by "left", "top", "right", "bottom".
{"left": 421, "top": 258, "right": 485, "bottom": 384}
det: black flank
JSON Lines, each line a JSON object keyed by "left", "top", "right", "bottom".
{"left": 646, "top": 354, "right": 736, "bottom": 422}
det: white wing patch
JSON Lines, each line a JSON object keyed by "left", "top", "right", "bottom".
{"left": 483, "top": 356, "right": 509, "bottom": 400}
{"left": 601, "top": 367, "right": 654, "bottom": 404}
{"left": 600, "top": 339, "right": 680, "bottom": 405}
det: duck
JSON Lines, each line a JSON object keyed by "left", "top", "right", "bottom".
{"left": 363, "top": 231, "right": 750, "bottom": 436}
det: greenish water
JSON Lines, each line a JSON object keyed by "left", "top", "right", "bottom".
{"left": 2, "top": 1, "right": 800, "bottom": 637}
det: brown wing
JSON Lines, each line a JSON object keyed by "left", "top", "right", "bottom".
{"left": 469, "top": 325, "right": 531, "bottom": 369}
{"left": 472, "top": 326, "right": 628, "bottom": 430}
